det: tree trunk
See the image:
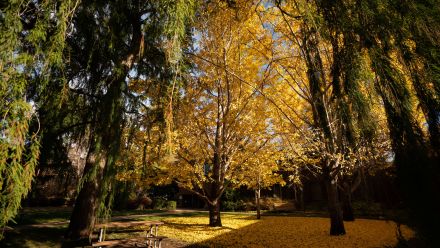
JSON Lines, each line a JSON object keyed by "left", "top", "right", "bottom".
{"left": 325, "top": 178, "right": 346, "bottom": 235}
{"left": 293, "top": 185, "right": 297, "bottom": 202}
{"left": 342, "top": 189, "right": 354, "bottom": 221}
{"left": 64, "top": 149, "right": 105, "bottom": 241}
{"left": 208, "top": 201, "right": 222, "bottom": 227}
{"left": 279, "top": 184, "right": 282, "bottom": 199}
{"left": 64, "top": 79, "right": 125, "bottom": 242}
{"left": 293, "top": 185, "right": 304, "bottom": 210}
{"left": 255, "top": 188, "right": 261, "bottom": 219}
{"left": 300, "top": 187, "right": 305, "bottom": 211}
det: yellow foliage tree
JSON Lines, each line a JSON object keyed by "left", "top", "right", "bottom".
{"left": 162, "top": 0, "right": 283, "bottom": 226}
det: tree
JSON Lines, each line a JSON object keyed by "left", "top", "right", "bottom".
{"left": 237, "top": 135, "right": 284, "bottom": 220}
{"left": 57, "top": 0, "right": 195, "bottom": 241}
{"left": 275, "top": 0, "right": 440, "bottom": 240}
{"left": 265, "top": 0, "right": 348, "bottom": 234}
{"left": 261, "top": 0, "right": 389, "bottom": 234}
{"left": 316, "top": 0, "right": 440, "bottom": 241}
{"left": 162, "top": 0, "right": 279, "bottom": 226}
{"left": 0, "top": 0, "right": 79, "bottom": 236}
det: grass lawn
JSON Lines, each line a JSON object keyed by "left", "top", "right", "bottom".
{"left": 1, "top": 209, "right": 417, "bottom": 248}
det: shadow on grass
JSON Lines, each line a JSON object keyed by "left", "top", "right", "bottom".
{"left": 123, "top": 211, "right": 207, "bottom": 222}
{"left": 0, "top": 226, "right": 65, "bottom": 248}
{"left": 182, "top": 215, "right": 420, "bottom": 248}
{"left": 12, "top": 210, "right": 72, "bottom": 225}
{"left": 0, "top": 210, "right": 208, "bottom": 248}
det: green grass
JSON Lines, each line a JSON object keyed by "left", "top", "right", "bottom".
{"left": 111, "top": 208, "right": 166, "bottom": 217}
{"left": 0, "top": 209, "right": 206, "bottom": 248}
{"left": 11, "top": 210, "right": 71, "bottom": 225}
{"left": 1, "top": 226, "right": 66, "bottom": 248}
{"left": 9, "top": 208, "right": 171, "bottom": 226}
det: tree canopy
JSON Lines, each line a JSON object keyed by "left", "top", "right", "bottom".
{"left": 1, "top": 0, "right": 439, "bottom": 244}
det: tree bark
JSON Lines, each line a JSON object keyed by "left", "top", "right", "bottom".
{"left": 341, "top": 189, "right": 354, "bottom": 221}
{"left": 208, "top": 201, "right": 222, "bottom": 227}
{"left": 64, "top": 77, "right": 126, "bottom": 242}
{"left": 325, "top": 178, "right": 346, "bottom": 235}
{"left": 64, "top": 147, "right": 105, "bottom": 241}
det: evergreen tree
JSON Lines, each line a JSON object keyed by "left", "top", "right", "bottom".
{"left": 59, "top": 0, "right": 195, "bottom": 241}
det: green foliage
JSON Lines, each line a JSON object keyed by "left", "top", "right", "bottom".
{"left": 166, "top": 201, "right": 177, "bottom": 210}
{"left": 159, "top": 0, "right": 196, "bottom": 64}
{"left": 0, "top": 0, "right": 79, "bottom": 237}
{"left": 153, "top": 197, "right": 169, "bottom": 210}
{"left": 51, "top": 2, "right": 198, "bottom": 236}
{"left": 221, "top": 189, "right": 246, "bottom": 211}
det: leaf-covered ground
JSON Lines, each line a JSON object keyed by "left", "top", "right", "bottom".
{"left": 1, "top": 209, "right": 416, "bottom": 247}
{"left": 158, "top": 214, "right": 415, "bottom": 247}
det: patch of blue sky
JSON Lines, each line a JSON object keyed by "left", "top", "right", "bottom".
{"left": 192, "top": 29, "right": 202, "bottom": 52}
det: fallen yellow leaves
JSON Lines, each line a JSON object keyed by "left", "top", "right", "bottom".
{"left": 158, "top": 214, "right": 259, "bottom": 244}
{"left": 158, "top": 214, "right": 414, "bottom": 247}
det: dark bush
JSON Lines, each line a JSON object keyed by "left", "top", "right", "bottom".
{"left": 153, "top": 196, "right": 168, "bottom": 209}
{"left": 352, "top": 201, "right": 383, "bottom": 216}
{"left": 221, "top": 188, "right": 247, "bottom": 211}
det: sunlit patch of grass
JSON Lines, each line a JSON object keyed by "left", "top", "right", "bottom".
{"left": 159, "top": 214, "right": 259, "bottom": 243}
{"left": 158, "top": 214, "right": 415, "bottom": 247}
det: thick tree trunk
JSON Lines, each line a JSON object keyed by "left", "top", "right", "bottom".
{"left": 64, "top": 79, "right": 125, "bottom": 242}
{"left": 342, "top": 189, "right": 354, "bottom": 221}
{"left": 208, "top": 201, "right": 222, "bottom": 227}
{"left": 325, "top": 178, "right": 346, "bottom": 235}
{"left": 255, "top": 188, "right": 261, "bottom": 219}
{"left": 64, "top": 150, "right": 105, "bottom": 241}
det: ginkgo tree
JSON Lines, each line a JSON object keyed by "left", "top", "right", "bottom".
{"left": 162, "top": 0, "right": 282, "bottom": 226}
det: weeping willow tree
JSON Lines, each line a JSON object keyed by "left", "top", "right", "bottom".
{"left": 274, "top": 0, "right": 439, "bottom": 239}
{"left": 0, "top": 0, "right": 79, "bottom": 237}
{"left": 393, "top": 0, "right": 440, "bottom": 152}
{"left": 272, "top": 0, "right": 381, "bottom": 234}
{"left": 313, "top": 0, "right": 379, "bottom": 223}
{"left": 58, "top": 0, "right": 196, "bottom": 242}
{"left": 359, "top": 1, "right": 440, "bottom": 243}
{"left": 311, "top": 0, "right": 440, "bottom": 242}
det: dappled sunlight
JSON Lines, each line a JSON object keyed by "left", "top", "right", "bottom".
{"left": 159, "top": 214, "right": 259, "bottom": 243}
{"left": 159, "top": 214, "right": 415, "bottom": 247}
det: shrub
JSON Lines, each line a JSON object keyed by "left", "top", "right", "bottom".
{"left": 221, "top": 188, "right": 247, "bottom": 211}
{"left": 153, "top": 197, "right": 168, "bottom": 209}
{"left": 222, "top": 200, "right": 246, "bottom": 211}
{"left": 222, "top": 201, "right": 236, "bottom": 211}
{"left": 166, "top": 201, "right": 177, "bottom": 210}
{"left": 352, "top": 201, "right": 383, "bottom": 216}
